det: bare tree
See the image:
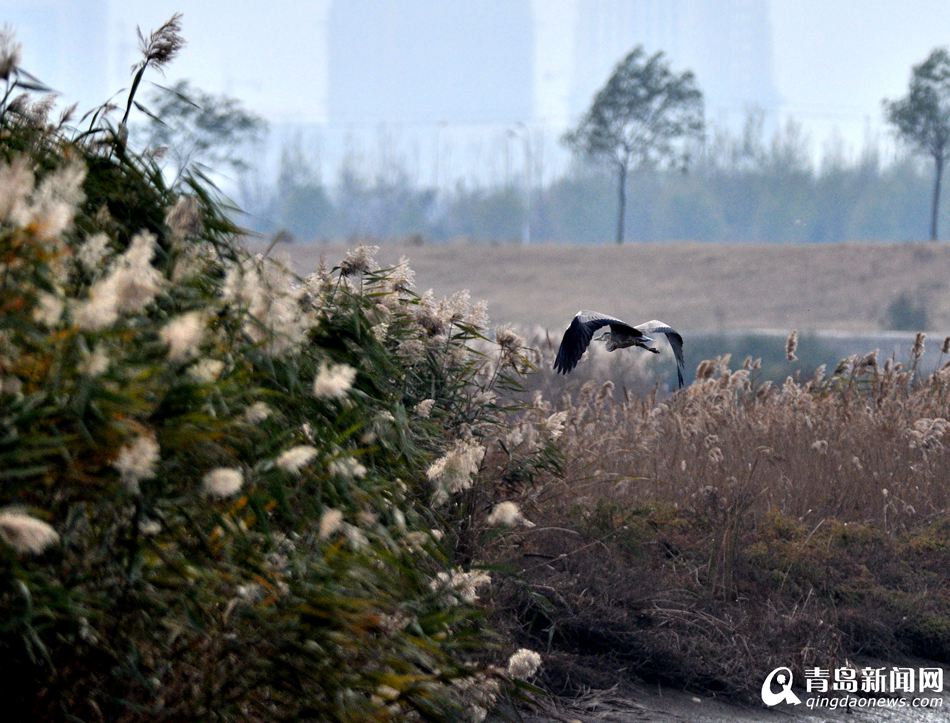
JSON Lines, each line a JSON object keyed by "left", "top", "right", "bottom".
{"left": 142, "top": 80, "right": 266, "bottom": 184}
{"left": 884, "top": 48, "right": 950, "bottom": 241}
{"left": 565, "top": 46, "right": 704, "bottom": 244}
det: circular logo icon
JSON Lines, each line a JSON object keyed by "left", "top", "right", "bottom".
{"left": 761, "top": 667, "right": 802, "bottom": 706}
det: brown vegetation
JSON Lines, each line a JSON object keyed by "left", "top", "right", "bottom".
{"left": 270, "top": 241, "right": 950, "bottom": 333}
{"left": 479, "top": 350, "right": 950, "bottom": 700}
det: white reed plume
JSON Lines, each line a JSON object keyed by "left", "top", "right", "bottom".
{"left": 0, "top": 509, "right": 58, "bottom": 555}
{"left": 312, "top": 361, "right": 356, "bottom": 400}
{"left": 202, "top": 467, "right": 244, "bottom": 498}
{"left": 785, "top": 329, "right": 798, "bottom": 361}
{"left": 276, "top": 445, "right": 318, "bottom": 475}
{"left": 113, "top": 433, "right": 160, "bottom": 494}
{"left": 160, "top": 311, "right": 205, "bottom": 362}
{"left": 506, "top": 649, "right": 542, "bottom": 679}
{"left": 486, "top": 501, "right": 535, "bottom": 528}
{"left": 319, "top": 508, "right": 344, "bottom": 540}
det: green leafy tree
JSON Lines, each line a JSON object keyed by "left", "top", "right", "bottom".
{"left": 565, "top": 46, "right": 704, "bottom": 243}
{"left": 142, "top": 79, "right": 265, "bottom": 183}
{"left": 884, "top": 47, "right": 950, "bottom": 241}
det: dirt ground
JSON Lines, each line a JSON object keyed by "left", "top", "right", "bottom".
{"left": 520, "top": 673, "right": 950, "bottom": 722}
{"left": 262, "top": 241, "right": 950, "bottom": 334}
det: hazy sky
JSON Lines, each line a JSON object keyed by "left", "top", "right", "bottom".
{"left": 770, "top": 0, "right": 950, "bottom": 156}
{"left": 9, "top": 0, "right": 950, "bottom": 173}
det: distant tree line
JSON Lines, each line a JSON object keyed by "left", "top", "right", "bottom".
{"left": 141, "top": 46, "right": 950, "bottom": 244}
{"left": 242, "top": 113, "right": 942, "bottom": 244}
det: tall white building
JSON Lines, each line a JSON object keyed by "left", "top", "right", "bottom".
{"left": 569, "top": 0, "right": 778, "bottom": 129}
{"left": 322, "top": 0, "right": 535, "bottom": 186}
{"left": 327, "top": 0, "right": 534, "bottom": 125}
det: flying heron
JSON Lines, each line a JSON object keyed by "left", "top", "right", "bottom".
{"left": 553, "top": 311, "right": 686, "bottom": 388}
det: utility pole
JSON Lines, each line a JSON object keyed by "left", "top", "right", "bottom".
{"left": 509, "top": 122, "right": 531, "bottom": 245}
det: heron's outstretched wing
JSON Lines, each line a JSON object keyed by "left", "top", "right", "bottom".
{"left": 553, "top": 310, "right": 640, "bottom": 374}
{"left": 635, "top": 320, "right": 685, "bottom": 388}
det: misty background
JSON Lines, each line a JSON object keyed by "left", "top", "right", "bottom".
{"left": 6, "top": 0, "right": 950, "bottom": 243}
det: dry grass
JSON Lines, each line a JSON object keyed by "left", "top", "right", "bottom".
{"left": 558, "top": 354, "right": 950, "bottom": 527}
{"left": 264, "top": 241, "right": 950, "bottom": 333}
{"left": 480, "top": 351, "right": 950, "bottom": 701}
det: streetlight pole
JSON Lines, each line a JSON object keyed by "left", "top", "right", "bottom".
{"left": 509, "top": 122, "right": 531, "bottom": 245}
{"left": 434, "top": 121, "right": 447, "bottom": 191}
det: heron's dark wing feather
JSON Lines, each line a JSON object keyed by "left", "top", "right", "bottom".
{"left": 554, "top": 311, "right": 634, "bottom": 374}
{"left": 573, "top": 310, "right": 638, "bottom": 336}
{"left": 635, "top": 320, "right": 686, "bottom": 389}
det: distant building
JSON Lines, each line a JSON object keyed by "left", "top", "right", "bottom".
{"left": 327, "top": 0, "right": 534, "bottom": 125}
{"left": 687, "top": 0, "right": 778, "bottom": 126}
{"left": 569, "top": 0, "right": 778, "bottom": 128}
{"left": 1, "top": 0, "right": 110, "bottom": 109}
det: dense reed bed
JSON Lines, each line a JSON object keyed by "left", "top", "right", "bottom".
{"left": 487, "top": 346, "right": 950, "bottom": 699}
{"left": 0, "top": 19, "right": 553, "bottom": 721}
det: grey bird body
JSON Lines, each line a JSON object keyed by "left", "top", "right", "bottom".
{"left": 553, "top": 310, "right": 685, "bottom": 388}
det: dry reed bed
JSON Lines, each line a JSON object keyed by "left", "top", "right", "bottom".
{"left": 483, "top": 349, "right": 950, "bottom": 700}
{"left": 561, "top": 351, "right": 950, "bottom": 526}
